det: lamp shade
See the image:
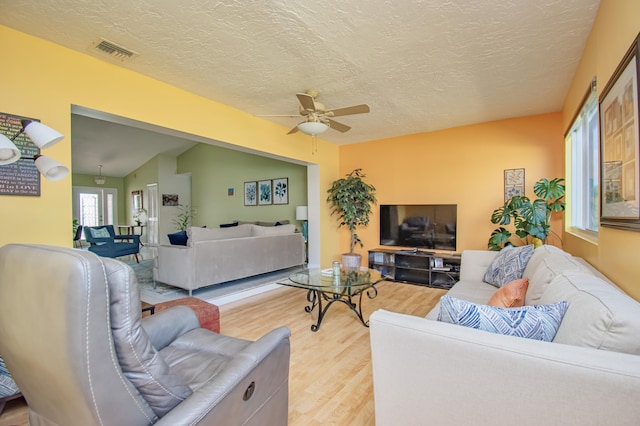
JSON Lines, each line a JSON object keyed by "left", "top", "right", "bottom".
{"left": 296, "top": 206, "right": 308, "bottom": 221}
{"left": 297, "top": 121, "right": 328, "bottom": 136}
{"left": 22, "top": 120, "right": 64, "bottom": 150}
{"left": 0, "top": 134, "right": 21, "bottom": 165}
{"left": 34, "top": 155, "right": 69, "bottom": 181}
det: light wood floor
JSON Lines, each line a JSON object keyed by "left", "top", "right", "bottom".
{"left": 0, "top": 281, "right": 446, "bottom": 426}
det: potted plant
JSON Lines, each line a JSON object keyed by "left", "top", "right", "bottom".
{"left": 488, "top": 177, "right": 565, "bottom": 251}
{"left": 326, "top": 168, "right": 377, "bottom": 268}
{"left": 172, "top": 204, "right": 196, "bottom": 231}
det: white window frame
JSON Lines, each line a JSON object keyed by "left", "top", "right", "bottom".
{"left": 566, "top": 79, "right": 599, "bottom": 241}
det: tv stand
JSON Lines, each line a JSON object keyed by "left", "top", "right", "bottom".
{"left": 368, "top": 247, "right": 461, "bottom": 289}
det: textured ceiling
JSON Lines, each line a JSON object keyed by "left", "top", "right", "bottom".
{"left": 1, "top": 0, "right": 600, "bottom": 175}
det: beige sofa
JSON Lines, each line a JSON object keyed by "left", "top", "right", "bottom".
{"left": 155, "top": 224, "right": 305, "bottom": 295}
{"left": 370, "top": 245, "right": 640, "bottom": 426}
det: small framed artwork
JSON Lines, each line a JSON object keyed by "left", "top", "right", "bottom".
{"left": 273, "top": 177, "right": 288, "bottom": 205}
{"left": 228, "top": 187, "right": 234, "bottom": 196}
{"left": 162, "top": 194, "right": 179, "bottom": 206}
{"left": 258, "top": 180, "right": 272, "bottom": 205}
{"left": 244, "top": 181, "right": 257, "bottom": 206}
{"left": 600, "top": 33, "right": 640, "bottom": 231}
{"left": 504, "top": 185, "right": 524, "bottom": 200}
{"left": 504, "top": 168, "right": 525, "bottom": 201}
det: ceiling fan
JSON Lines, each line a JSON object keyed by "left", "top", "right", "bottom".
{"left": 260, "top": 89, "right": 370, "bottom": 136}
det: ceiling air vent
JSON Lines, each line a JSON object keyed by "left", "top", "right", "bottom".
{"left": 91, "top": 38, "right": 138, "bottom": 62}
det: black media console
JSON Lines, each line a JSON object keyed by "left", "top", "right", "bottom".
{"left": 368, "top": 247, "right": 461, "bottom": 289}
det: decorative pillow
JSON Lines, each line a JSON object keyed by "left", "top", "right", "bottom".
{"left": 219, "top": 222, "right": 239, "bottom": 228}
{"left": 437, "top": 295, "right": 568, "bottom": 342}
{"left": 167, "top": 230, "right": 188, "bottom": 245}
{"left": 483, "top": 245, "right": 534, "bottom": 287}
{"left": 0, "top": 356, "right": 19, "bottom": 397}
{"left": 487, "top": 278, "right": 529, "bottom": 308}
{"left": 89, "top": 227, "right": 111, "bottom": 238}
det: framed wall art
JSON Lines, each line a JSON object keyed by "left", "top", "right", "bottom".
{"left": 258, "top": 179, "right": 272, "bottom": 205}
{"left": 162, "top": 194, "right": 179, "bottom": 206}
{"left": 272, "top": 177, "right": 288, "bottom": 204}
{"left": 244, "top": 181, "right": 257, "bottom": 206}
{"left": 504, "top": 168, "right": 525, "bottom": 201}
{"left": 600, "top": 33, "right": 640, "bottom": 231}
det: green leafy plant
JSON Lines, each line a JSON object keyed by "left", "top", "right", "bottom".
{"left": 172, "top": 204, "right": 196, "bottom": 231}
{"left": 72, "top": 218, "right": 80, "bottom": 237}
{"left": 326, "top": 168, "right": 377, "bottom": 254}
{"left": 488, "top": 177, "right": 566, "bottom": 251}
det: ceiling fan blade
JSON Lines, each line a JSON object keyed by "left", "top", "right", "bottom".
{"left": 287, "top": 125, "right": 300, "bottom": 135}
{"left": 327, "top": 119, "right": 351, "bottom": 133}
{"left": 296, "top": 93, "right": 317, "bottom": 112}
{"left": 256, "top": 114, "right": 300, "bottom": 117}
{"left": 327, "top": 104, "right": 370, "bottom": 117}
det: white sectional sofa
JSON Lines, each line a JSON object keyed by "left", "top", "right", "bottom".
{"left": 155, "top": 224, "right": 305, "bottom": 295}
{"left": 370, "top": 245, "right": 640, "bottom": 426}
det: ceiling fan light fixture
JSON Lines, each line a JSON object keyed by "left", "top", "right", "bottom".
{"left": 297, "top": 121, "right": 328, "bottom": 136}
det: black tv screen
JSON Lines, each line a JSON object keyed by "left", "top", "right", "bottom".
{"left": 379, "top": 204, "right": 457, "bottom": 251}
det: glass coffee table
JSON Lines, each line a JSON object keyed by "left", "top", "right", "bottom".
{"left": 278, "top": 267, "right": 384, "bottom": 332}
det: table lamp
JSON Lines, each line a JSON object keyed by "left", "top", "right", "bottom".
{"left": 296, "top": 205, "right": 308, "bottom": 242}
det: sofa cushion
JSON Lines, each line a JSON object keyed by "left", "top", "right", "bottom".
{"left": 539, "top": 272, "right": 640, "bottom": 355}
{"left": 483, "top": 245, "right": 534, "bottom": 287}
{"left": 438, "top": 295, "right": 568, "bottom": 342}
{"left": 188, "top": 224, "right": 252, "bottom": 244}
{"left": 525, "top": 250, "right": 591, "bottom": 305}
{"left": 167, "top": 230, "right": 188, "bottom": 245}
{"left": 488, "top": 278, "right": 529, "bottom": 308}
{"left": 250, "top": 224, "right": 296, "bottom": 236}
{"left": 425, "top": 280, "right": 498, "bottom": 320}
{"left": 103, "top": 258, "right": 192, "bottom": 417}
{"left": 257, "top": 220, "right": 291, "bottom": 227}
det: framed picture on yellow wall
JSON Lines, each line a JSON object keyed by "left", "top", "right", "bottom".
{"left": 504, "top": 168, "right": 525, "bottom": 201}
{"left": 600, "top": 32, "right": 640, "bottom": 231}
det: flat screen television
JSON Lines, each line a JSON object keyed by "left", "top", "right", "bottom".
{"left": 379, "top": 204, "right": 457, "bottom": 251}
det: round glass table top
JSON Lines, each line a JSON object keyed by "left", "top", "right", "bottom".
{"left": 285, "top": 267, "right": 383, "bottom": 292}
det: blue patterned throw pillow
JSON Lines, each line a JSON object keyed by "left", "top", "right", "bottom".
{"left": 437, "top": 295, "right": 568, "bottom": 342}
{"left": 484, "top": 244, "right": 534, "bottom": 287}
{"left": 0, "top": 356, "right": 19, "bottom": 397}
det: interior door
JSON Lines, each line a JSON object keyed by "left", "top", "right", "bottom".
{"left": 147, "top": 183, "right": 159, "bottom": 245}
{"left": 72, "top": 186, "right": 118, "bottom": 234}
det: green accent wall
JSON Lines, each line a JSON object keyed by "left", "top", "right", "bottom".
{"left": 71, "top": 173, "right": 126, "bottom": 221}
{"left": 125, "top": 156, "right": 159, "bottom": 223}
{"left": 177, "top": 144, "right": 307, "bottom": 228}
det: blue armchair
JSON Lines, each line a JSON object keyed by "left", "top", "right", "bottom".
{"left": 84, "top": 225, "right": 140, "bottom": 263}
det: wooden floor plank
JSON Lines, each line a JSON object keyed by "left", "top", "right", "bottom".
{"left": 0, "top": 281, "right": 446, "bottom": 426}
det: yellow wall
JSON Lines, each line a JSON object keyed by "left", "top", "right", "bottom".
{"left": 338, "top": 113, "right": 564, "bottom": 255}
{"left": 0, "top": 25, "right": 339, "bottom": 264}
{"left": 562, "top": 0, "right": 640, "bottom": 299}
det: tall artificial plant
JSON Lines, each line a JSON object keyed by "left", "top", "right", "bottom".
{"left": 172, "top": 204, "right": 196, "bottom": 231}
{"left": 488, "top": 177, "right": 565, "bottom": 251}
{"left": 327, "top": 168, "right": 377, "bottom": 254}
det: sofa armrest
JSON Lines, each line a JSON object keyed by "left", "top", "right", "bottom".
{"left": 142, "top": 306, "right": 200, "bottom": 350}
{"left": 459, "top": 249, "right": 497, "bottom": 281}
{"left": 155, "top": 327, "right": 291, "bottom": 425}
{"left": 156, "top": 244, "right": 195, "bottom": 289}
{"left": 370, "top": 309, "right": 640, "bottom": 426}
